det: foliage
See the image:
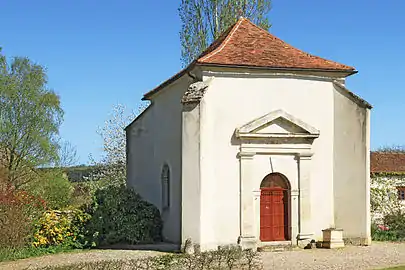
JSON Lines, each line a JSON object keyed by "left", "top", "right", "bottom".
{"left": 179, "top": 0, "right": 271, "bottom": 66}
{"left": 0, "top": 245, "right": 79, "bottom": 262}
{"left": 86, "top": 185, "right": 162, "bottom": 246}
{"left": 370, "top": 172, "right": 405, "bottom": 242}
{"left": 371, "top": 222, "right": 399, "bottom": 241}
{"left": 370, "top": 175, "right": 405, "bottom": 220}
{"left": 0, "top": 49, "right": 64, "bottom": 188}
{"left": 377, "top": 145, "right": 405, "bottom": 153}
{"left": 0, "top": 182, "right": 46, "bottom": 249}
{"left": 70, "top": 182, "right": 94, "bottom": 208}
{"left": 27, "top": 170, "right": 74, "bottom": 210}
{"left": 56, "top": 140, "right": 79, "bottom": 168}
{"left": 383, "top": 212, "right": 405, "bottom": 240}
{"left": 32, "top": 210, "right": 93, "bottom": 249}
{"left": 32, "top": 246, "right": 262, "bottom": 270}
{"left": 86, "top": 103, "right": 147, "bottom": 188}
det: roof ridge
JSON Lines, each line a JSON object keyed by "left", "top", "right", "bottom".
{"left": 242, "top": 19, "right": 353, "bottom": 69}
{"left": 198, "top": 17, "right": 245, "bottom": 62}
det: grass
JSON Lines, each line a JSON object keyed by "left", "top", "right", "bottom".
{"left": 379, "top": 267, "right": 405, "bottom": 270}
{"left": 0, "top": 246, "right": 84, "bottom": 262}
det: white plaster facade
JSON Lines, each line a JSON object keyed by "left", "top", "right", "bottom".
{"left": 126, "top": 65, "right": 372, "bottom": 250}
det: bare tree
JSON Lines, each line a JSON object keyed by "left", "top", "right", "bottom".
{"left": 179, "top": 0, "right": 272, "bottom": 66}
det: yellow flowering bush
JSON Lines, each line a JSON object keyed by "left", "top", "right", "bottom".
{"left": 32, "top": 209, "right": 92, "bottom": 248}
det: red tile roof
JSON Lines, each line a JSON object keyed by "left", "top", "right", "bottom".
{"left": 196, "top": 17, "right": 355, "bottom": 71}
{"left": 143, "top": 17, "right": 355, "bottom": 100}
{"left": 371, "top": 152, "right": 405, "bottom": 173}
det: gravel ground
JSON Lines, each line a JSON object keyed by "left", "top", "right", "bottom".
{"left": 0, "top": 249, "right": 165, "bottom": 270}
{"left": 262, "top": 242, "right": 405, "bottom": 270}
{"left": 1, "top": 242, "right": 404, "bottom": 270}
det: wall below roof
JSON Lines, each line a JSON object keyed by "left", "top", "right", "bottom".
{"left": 333, "top": 85, "right": 371, "bottom": 243}
{"left": 126, "top": 73, "right": 193, "bottom": 244}
{"left": 198, "top": 71, "right": 336, "bottom": 247}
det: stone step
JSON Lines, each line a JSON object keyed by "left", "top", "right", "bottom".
{"left": 257, "top": 244, "right": 294, "bottom": 252}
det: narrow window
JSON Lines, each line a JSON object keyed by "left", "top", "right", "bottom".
{"left": 398, "top": 187, "right": 405, "bottom": 201}
{"left": 161, "top": 164, "right": 170, "bottom": 210}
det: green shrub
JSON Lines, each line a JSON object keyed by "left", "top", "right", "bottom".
{"left": 383, "top": 212, "right": 405, "bottom": 240}
{"left": 86, "top": 185, "right": 162, "bottom": 246}
{"left": 70, "top": 182, "right": 94, "bottom": 208}
{"left": 372, "top": 212, "right": 405, "bottom": 242}
{"left": 371, "top": 222, "right": 399, "bottom": 241}
{"left": 27, "top": 171, "right": 73, "bottom": 210}
{"left": 43, "top": 174, "right": 74, "bottom": 209}
{"left": 32, "top": 209, "right": 92, "bottom": 249}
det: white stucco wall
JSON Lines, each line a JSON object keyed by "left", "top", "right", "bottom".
{"left": 333, "top": 84, "right": 371, "bottom": 244}
{"left": 127, "top": 65, "right": 370, "bottom": 249}
{"left": 181, "top": 102, "right": 202, "bottom": 246}
{"left": 199, "top": 70, "right": 336, "bottom": 247}
{"left": 126, "top": 73, "right": 193, "bottom": 244}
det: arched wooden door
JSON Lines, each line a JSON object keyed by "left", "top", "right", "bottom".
{"left": 260, "top": 173, "right": 290, "bottom": 241}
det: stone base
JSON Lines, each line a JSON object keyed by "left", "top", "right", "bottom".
{"left": 297, "top": 232, "right": 314, "bottom": 248}
{"left": 322, "top": 228, "right": 344, "bottom": 249}
{"left": 238, "top": 236, "right": 257, "bottom": 250}
{"left": 181, "top": 238, "right": 202, "bottom": 254}
{"left": 343, "top": 237, "right": 372, "bottom": 246}
{"left": 322, "top": 240, "right": 345, "bottom": 249}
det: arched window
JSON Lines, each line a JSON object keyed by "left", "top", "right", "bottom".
{"left": 161, "top": 164, "right": 170, "bottom": 210}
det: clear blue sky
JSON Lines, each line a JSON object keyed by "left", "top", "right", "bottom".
{"left": 1, "top": 1, "right": 404, "bottom": 164}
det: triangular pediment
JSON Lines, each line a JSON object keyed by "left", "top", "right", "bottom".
{"left": 235, "top": 109, "right": 319, "bottom": 139}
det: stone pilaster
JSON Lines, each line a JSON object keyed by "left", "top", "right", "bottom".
{"left": 296, "top": 152, "right": 314, "bottom": 244}
{"left": 290, "top": 189, "right": 300, "bottom": 244}
{"left": 238, "top": 151, "right": 257, "bottom": 250}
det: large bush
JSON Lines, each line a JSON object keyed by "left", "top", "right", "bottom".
{"left": 87, "top": 186, "right": 162, "bottom": 246}
{"left": 27, "top": 171, "right": 73, "bottom": 210}
{"left": 0, "top": 185, "right": 46, "bottom": 248}
{"left": 32, "top": 210, "right": 92, "bottom": 249}
{"left": 42, "top": 174, "right": 74, "bottom": 209}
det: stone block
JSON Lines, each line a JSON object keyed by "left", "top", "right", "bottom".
{"left": 322, "top": 228, "right": 344, "bottom": 249}
{"left": 238, "top": 236, "right": 257, "bottom": 250}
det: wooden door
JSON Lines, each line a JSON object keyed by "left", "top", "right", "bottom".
{"left": 260, "top": 187, "right": 287, "bottom": 241}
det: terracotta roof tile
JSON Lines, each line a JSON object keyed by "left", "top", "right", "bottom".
{"left": 197, "top": 18, "right": 355, "bottom": 71}
{"left": 143, "top": 17, "right": 356, "bottom": 100}
{"left": 371, "top": 152, "right": 405, "bottom": 173}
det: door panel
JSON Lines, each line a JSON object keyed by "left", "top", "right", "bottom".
{"left": 260, "top": 188, "right": 287, "bottom": 241}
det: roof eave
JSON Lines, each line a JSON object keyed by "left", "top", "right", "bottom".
{"left": 196, "top": 62, "right": 357, "bottom": 77}
{"left": 332, "top": 81, "right": 373, "bottom": 109}
{"left": 141, "top": 62, "right": 357, "bottom": 102}
{"left": 124, "top": 103, "right": 152, "bottom": 131}
{"left": 142, "top": 62, "right": 197, "bottom": 100}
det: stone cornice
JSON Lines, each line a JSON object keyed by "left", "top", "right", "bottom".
{"left": 181, "top": 79, "right": 213, "bottom": 104}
